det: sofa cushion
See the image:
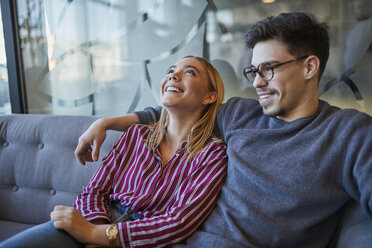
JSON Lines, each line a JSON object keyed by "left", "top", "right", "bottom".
{"left": 0, "top": 220, "right": 34, "bottom": 241}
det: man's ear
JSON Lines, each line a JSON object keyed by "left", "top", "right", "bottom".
{"left": 304, "top": 55, "right": 320, "bottom": 80}
{"left": 203, "top": 91, "right": 217, "bottom": 105}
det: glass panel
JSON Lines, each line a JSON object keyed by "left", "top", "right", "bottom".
{"left": 14, "top": 0, "right": 372, "bottom": 115}
{"left": 0, "top": 3, "right": 11, "bottom": 114}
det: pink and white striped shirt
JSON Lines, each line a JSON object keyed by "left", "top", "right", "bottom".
{"left": 74, "top": 124, "right": 227, "bottom": 247}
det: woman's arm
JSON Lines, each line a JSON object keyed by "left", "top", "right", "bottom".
{"left": 64, "top": 132, "right": 131, "bottom": 246}
{"left": 74, "top": 130, "right": 130, "bottom": 222}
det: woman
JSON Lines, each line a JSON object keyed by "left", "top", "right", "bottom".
{"left": 0, "top": 56, "right": 227, "bottom": 248}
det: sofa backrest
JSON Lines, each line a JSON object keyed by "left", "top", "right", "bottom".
{"left": 0, "top": 114, "right": 121, "bottom": 225}
{"left": 1, "top": 114, "right": 372, "bottom": 248}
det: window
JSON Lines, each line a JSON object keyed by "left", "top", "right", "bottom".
{"left": 4, "top": 0, "right": 372, "bottom": 116}
{"left": 0, "top": 3, "right": 11, "bottom": 114}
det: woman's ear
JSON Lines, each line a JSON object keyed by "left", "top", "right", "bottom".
{"left": 203, "top": 92, "right": 217, "bottom": 105}
{"left": 304, "top": 55, "right": 320, "bottom": 80}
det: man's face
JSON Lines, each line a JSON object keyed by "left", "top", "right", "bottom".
{"left": 251, "top": 39, "right": 311, "bottom": 121}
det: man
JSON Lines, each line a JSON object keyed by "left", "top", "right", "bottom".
{"left": 75, "top": 12, "right": 372, "bottom": 247}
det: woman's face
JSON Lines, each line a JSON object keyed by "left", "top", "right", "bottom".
{"left": 160, "top": 57, "right": 214, "bottom": 113}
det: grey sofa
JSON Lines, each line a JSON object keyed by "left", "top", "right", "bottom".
{"left": 0, "top": 114, "right": 371, "bottom": 247}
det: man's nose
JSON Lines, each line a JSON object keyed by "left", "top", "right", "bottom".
{"left": 252, "top": 74, "right": 268, "bottom": 88}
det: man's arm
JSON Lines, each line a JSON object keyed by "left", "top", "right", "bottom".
{"left": 75, "top": 114, "right": 138, "bottom": 165}
{"left": 75, "top": 106, "right": 162, "bottom": 165}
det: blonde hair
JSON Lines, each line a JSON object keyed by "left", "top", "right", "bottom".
{"left": 146, "top": 56, "right": 224, "bottom": 160}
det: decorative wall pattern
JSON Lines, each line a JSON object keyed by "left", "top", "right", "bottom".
{"left": 13, "top": 0, "right": 372, "bottom": 115}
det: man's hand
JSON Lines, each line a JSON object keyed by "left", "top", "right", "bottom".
{"left": 75, "top": 118, "right": 107, "bottom": 165}
{"left": 75, "top": 115, "right": 139, "bottom": 165}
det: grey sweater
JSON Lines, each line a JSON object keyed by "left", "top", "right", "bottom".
{"left": 135, "top": 97, "right": 372, "bottom": 248}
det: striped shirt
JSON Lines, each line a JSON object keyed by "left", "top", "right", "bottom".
{"left": 74, "top": 124, "right": 227, "bottom": 247}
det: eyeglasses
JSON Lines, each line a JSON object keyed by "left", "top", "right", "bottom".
{"left": 243, "top": 55, "right": 309, "bottom": 84}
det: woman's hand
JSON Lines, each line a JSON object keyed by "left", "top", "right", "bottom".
{"left": 50, "top": 206, "right": 95, "bottom": 244}
{"left": 75, "top": 118, "right": 107, "bottom": 165}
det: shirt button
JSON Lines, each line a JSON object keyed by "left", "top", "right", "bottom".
{"left": 50, "top": 189, "right": 56, "bottom": 195}
{"left": 38, "top": 143, "right": 44, "bottom": 149}
{"left": 3, "top": 142, "right": 8, "bottom": 147}
{"left": 13, "top": 186, "right": 19, "bottom": 192}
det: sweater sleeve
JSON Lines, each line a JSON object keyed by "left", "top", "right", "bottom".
{"left": 134, "top": 106, "right": 162, "bottom": 125}
{"left": 74, "top": 131, "right": 129, "bottom": 221}
{"left": 117, "top": 143, "right": 228, "bottom": 248}
{"left": 216, "top": 102, "right": 228, "bottom": 138}
{"left": 342, "top": 112, "right": 372, "bottom": 215}
{"left": 216, "top": 97, "right": 248, "bottom": 138}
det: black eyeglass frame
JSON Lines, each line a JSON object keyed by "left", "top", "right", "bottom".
{"left": 243, "top": 55, "right": 309, "bottom": 83}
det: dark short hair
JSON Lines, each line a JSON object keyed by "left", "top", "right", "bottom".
{"left": 246, "top": 12, "right": 329, "bottom": 80}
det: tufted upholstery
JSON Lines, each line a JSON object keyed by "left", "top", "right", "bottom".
{"left": 0, "top": 114, "right": 121, "bottom": 241}
{"left": 0, "top": 114, "right": 371, "bottom": 247}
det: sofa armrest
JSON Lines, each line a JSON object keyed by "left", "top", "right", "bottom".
{"left": 0, "top": 114, "right": 121, "bottom": 226}
{"left": 330, "top": 201, "right": 372, "bottom": 248}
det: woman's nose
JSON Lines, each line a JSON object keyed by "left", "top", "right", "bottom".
{"left": 169, "top": 72, "right": 180, "bottom": 81}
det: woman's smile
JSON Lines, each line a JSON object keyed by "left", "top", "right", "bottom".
{"left": 165, "top": 86, "right": 184, "bottom": 93}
